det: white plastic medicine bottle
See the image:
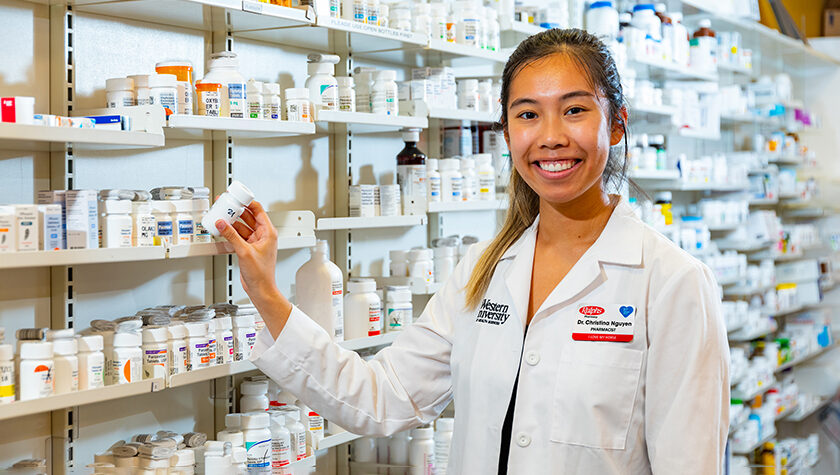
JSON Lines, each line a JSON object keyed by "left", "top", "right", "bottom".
{"left": 106, "top": 77, "right": 136, "bottom": 108}
{"left": 150, "top": 200, "right": 175, "bottom": 246}
{"left": 284, "top": 88, "right": 311, "bottom": 122}
{"left": 246, "top": 79, "right": 264, "bottom": 119}
{"left": 232, "top": 314, "right": 257, "bottom": 361}
{"left": 100, "top": 199, "right": 133, "bottom": 248}
{"left": 18, "top": 341, "right": 54, "bottom": 400}
{"left": 148, "top": 73, "right": 179, "bottom": 116}
{"left": 460, "top": 157, "right": 477, "bottom": 201}
{"left": 344, "top": 278, "right": 382, "bottom": 340}
{"left": 167, "top": 323, "right": 188, "bottom": 377}
{"left": 426, "top": 158, "right": 442, "bottom": 203}
{"left": 201, "top": 180, "right": 255, "bottom": 238}
{"left": 295, "top": 399, "right": 325, "bottom": 451}
{"left": 269, "top": 412, "right": 292, "bottom": 471}
{"left": 371, "top": 70, "right": 398, "bottom": 115}
{"left": 132, "top": 202, "right": 156, "bottom": 247}
{"left": 434, "top": 418, "right": 454, "bottom": 473}
{"left": 0, "top": 344, "right": 15, "bottom": 403}
{"left": 215, "top": 316, "right": 234, "bottom": 365}
{"left": 384, "top": 285, "right": 412, "bottom": 332}
{"left": 202, "top": 51, "right": 248, "bottom": 118}
{"left": 439, "top": 158, "right": 463, "bottom": 202}
{"left": 241, "top": 412, "right": 272, "bottom": 474}
{"left": 295, "top": 240, "right": 345, "bottom": 342}
{"left": 409, "top": 426, "right": 436, "bottom": 475}
{"left": 52, "top": 338, "right": 79, "bottom": 394}
{"left": 261, "top": 83, "right": 282, "bottom": 120}
{"left": 305, "top": 54, "right": 339, "bottom": 114}
{"left": 110, "top": 332, "right": 142, "bottom": 385}
{"left": 475, "top": 153, "right": 495, "bottom": 200}
{"left": 141, "top": 326, "right": 169, "bottom": 380}
{"left": 240, "top": 379, "right": 269, "bottom": 412}
{"left": 282, "top": 410, "right": 307, "bottom": 461}
{"left": 76, "top": 335, "right": 105, "bottom": 390}
{"left": 184, "top": 322, "right": 209, "bottom": 371}
{"left": 171, "top": 199, "right": 194, "bottom": 245}
{"left": 336, "top": 76, "right": 356, "bottom": 112}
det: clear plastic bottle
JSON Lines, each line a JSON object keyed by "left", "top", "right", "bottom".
{"left": 397, "top": 128, "right": 427, "bottom": 215}
{"left": 141, "top": 326, "right": 169, "bottom": 380}
{"left": 344, "top": 278, "right": 382, "bottom": 340}
{"left": 201, "top": 52, "right": 248, "bottom": 118}
{"left": 385, "top": 285, "right": 412, "bottom": 332}
{"left": 475, "top": 153, "right": 496, "bottom": 200}
{"left": 295, "top": 240, "right": 345, "bottom": 342}
{"left": 52, "top": 338, "right": 79, "bottom": 394}
{"left": 409, "top": 426, "right": 436, "bottom": 475}
{"left": 201, "top": 180, "right": 255, "bottom": 238}
{"left": 246, "top": 79, "right": 264, "bottom": 119}
{"left": 460, "top": 157, "right": 477, "bottom": 201}
{"left": 262, "top": 83, "right": 281, "bottom": 120}
{"left": 439, "top": 158, "right": 463, "bottom": 202}
{"left": 371, "top": 70, "right": 398, "bottom": 115}
{"left": 426, "top": 158, "right": 441, "bottom": 203}
{"left": 167, "top": 323, "right": 188, "bottom": 377}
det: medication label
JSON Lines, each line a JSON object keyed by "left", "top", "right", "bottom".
{"left": 572, "top": 304, "right": 636, "bottom": 343}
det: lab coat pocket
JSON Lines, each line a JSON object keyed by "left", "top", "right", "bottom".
{"left": 550, "top": 344, "right": 643, "bottom": 450}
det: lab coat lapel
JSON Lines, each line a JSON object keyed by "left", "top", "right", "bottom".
{"left": 502, "top": 219, "right": 539, "bottom": 331}
{"left": 532, "top": 199, "right": 644, "bottom": 318}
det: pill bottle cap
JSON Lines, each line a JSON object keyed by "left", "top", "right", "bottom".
{"left": 375, "top": 70, "right": 397, "bottom": 81}
{"left": 241, "top": 380, "right": 269, "bottom": 396}
{"left": 262, "top": 83, "right": 281, "bottom": 95}
{"left": 127, "top": 74, "right": 150, "bottom": 88}
{"left": 347, "top": 278, "right": 377, "bottom": 294}
{"left": 215, "top": 316, "right": 232, "bottom": 331}
{"left": 233, "top": 314, "right": 255, "bottom": 328}
{"left": 436, "top": 417, "right": 454, "bottom": 432}
{"left": 172, "top": 199, "right": 193, "bottom": 213}
{"left": 148, "top": 73, "right": 178, "bottom": 89}
{"left": 408, "top": 248, "right": 434, "bottom": 261}
{"left": 142, "top": 326, "right": 169, "bottom": 344}
{"left": 113, "top": 332, "right": 141, "bottom": 347}
{"left": 77, "top": 335, "right": 104, "bottom": 352}
{"left": 46, "top": 328, "right": 76, "bottom": 340}
{"left": 240, "top": 412, "right": 270, "bottom": 429}
{"left": 20, "top": 341, "right": 53, "bottom": 359}
{"left": 216, "top": 430, "right": 244, "bottom": 447}
{"left": 184, "top": 322, "right": 207, "bottom": 337}
{"left": 150, "top": 200, "right": 175, "bottom": 213}
{"left": 227, "top": 180, "right": 255, "bottom": 207}
{"left": 411, "top": 427, "right": 433, "bottom": 439}
{"left": 0, "top": 344, "right": 13, "bottom": 361}
{"left": 336, "top": 76, "right": 354, "bottom": 87}
{"left": 285, "top": 88, "right": 310, "bottom": 100}
{"left": 52, "top": 338, "right": 78, "bottom": 356}
{"left": 106, "top": 78, "right": 135, "bottom": 91}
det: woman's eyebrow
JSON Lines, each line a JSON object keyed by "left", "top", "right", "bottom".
{"left": 509, "top": 90, "right": 595, "bottom": 109}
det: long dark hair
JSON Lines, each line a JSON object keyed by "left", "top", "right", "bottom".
{"left": 466, "top": 28, "right": 630, "bottom": 309}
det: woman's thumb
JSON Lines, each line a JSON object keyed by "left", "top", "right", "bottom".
{"left": 216, "top": 219, "right": 247, "bottom": 251}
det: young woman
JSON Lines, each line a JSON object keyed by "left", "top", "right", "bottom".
{"left": 217, "top": 29, "right": 729, "bottom": 474}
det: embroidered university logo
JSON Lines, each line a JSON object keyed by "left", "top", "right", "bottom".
{"left": 475, "top": 298, "right": 510, "bottom": 325}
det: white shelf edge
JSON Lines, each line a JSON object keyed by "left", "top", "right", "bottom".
{"left": 732, "top": 429, "right": 777, "bottom": 455}
{"left": 774, "top": 343, "right": 836, "bottom": 373}
{"left": 628, "top": 169, "right": 680, "bottom": 180}
{"left": 426, "top": 38, "right": 509, "bottom": 63}
{"left": 316, "top": 111, "right": 428, "bottom": 130}
{"left": 0, "top": 379, "right": 163, "bottom": 422}
{"left": 339, "top": 332, "right": 399, "bottom": 351}
{"left": 316, "top": 215, "right": 426, "bottom": 231}
{"left": 0, "top": 247, "right": 167, "bottom": 269}
{"left": 168, "top": 235, "right": 316, "bottom": 259}
{"left": 168, "top": 360, "right": 258, "bottom": 388}
{"left": 784, "top": 398, "right": 832, "bottom": 422}
{"left": 0, "top": 122, "right": 165, "bottom": 149}
{"left": 166, "top": 115, "right": 315, "bottom": 137}
{"left": 427, "top": 199, "right": 506, "bottom": 213}
{"left": 371, "top": 276, "right": 442, "bottom": 295}
{"left": 317, "top": 430, "right": 362, "bottom": 451}
{"left": 315, "top": 16, "right": 427, "bottom": 46}
{"left": 729, "top": 322, "right": 777, "bottom": 342}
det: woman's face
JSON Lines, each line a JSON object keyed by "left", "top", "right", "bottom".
{"left": 504, "top": 53, "right": 625, "bottom": 206}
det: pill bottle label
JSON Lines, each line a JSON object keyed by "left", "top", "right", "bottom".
{"left": 27, "top": 363, "right": 54, "bottom": 398}
{"left": 387, "top": 303, "right": 412, "bottom": 331}
{"left": 112, "top": 357, "right": 137, "bottom": 384}
{"left": 199, "top": 90, "right": 221, "bottom": 117}
{"left": 264, "top": 103, "right": 280, "bottom": 120}
{"left": 271, "top": 437, "right": 291, "bottom": 468}
{"left": 155, "top": 219, "right": 173, "bottom": 246}
{"left": 319, "top": 85, "right": 337, "bottom": 109}
{"left": 308, "top": 412, "right": 324, "bottom": 433}
{"left": 188, "top": 343, "right": 209, "bottom": 370}
{"left": 287, "top": 103, "right": 310, "bottom": 122}
{"left": 151, "top": 90, "right": 177, "bottom": 115}
{"left": 229, "top": 83, "right": 246, "bottom": 118}
{"left": 246, "top": 332, "right": 257, "bottom": 351}
{"left": 368, "top": 302, "right": 381, "bottom": 336}
{"left": 219, "top": 335, "right": 234, "bottom": 364}
{"left": 450, "top": 176, "right": 463, "bottom": 200}
{"left": 0, "top": 362, "right": 14, "bottom": 403}
{"left": 207, "top": 338, "right": 217, "bottom": 364}
{"left": 479, "top": 174, "right": 494, "bottom": 196}
{"left": 429, "top": 176, "right": 441, "bottom": 199}
{"left": 339, "top": 94, "right": 354, "bottom": 112}
{"left": 385, "top": 88, "right": 396, "bottom": 115}
{"left": 143, "top": 348, "right": 168, "bottom": 379}
{"left": 462, "top": 18, "right": 478, "bottom": 44}
{"left": 87, "top": 362, "right": 104, "bottom": 389}
{"left": 177, "top": 219, "right": 194, "bottom": 243}
{"left": 249, "top": 100, "right": 262, "bottom": 119}
{"left": 332, "top": 283, "right": 344, "bottom": 340}
{"left": 295, "top": 431, "right": 306, "bottom": 460}
{"left": 246, "top": 438, "right": 271, "bottom": 470}
{"left": 170, "top": 346, "right": 187, "bottom": 376}
{"left": 354, "top": 2, "right": 365, "bottom": 22}
{"left": 135, "top": 216, "right": 156, "bottom": 247}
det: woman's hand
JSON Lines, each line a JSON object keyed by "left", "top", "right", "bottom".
{"left": 215, "top": 200, "right": 293, "bottom": 338}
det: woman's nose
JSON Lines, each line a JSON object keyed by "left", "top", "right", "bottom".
{"left": 537, "top": 112, "right": 570, "bottom": 149}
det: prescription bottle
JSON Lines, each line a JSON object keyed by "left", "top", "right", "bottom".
{"left": 128, "top": 74, "right": 151, "bottom": 106}
{"left": 106, "top": 78, "right": 136, "bottom": 108}
{"left": 100, "top": 199, "right": 133, "bottom": 248}
{"left": 155, "top": 61, "right": 194, "bottom": 115}
{"left": 285, "top": 88, "right": 311, "bottom": 122}
{"left": 385, "top": 285, "right": 412, "bottom": 332}
{"left": 110, "top": 332, "right": 142, "bottom": 385}
{"left": 77, "top": 335, "right": 105, "bottom": 390}
{"left": 167, "top": 323, "right": 188, "bottom": 377}
{"left": 184, "top": 322, "right": 209, "bottom": 371}
{"left": 345, "top": 278, "right": 382, "bottom": 339}
{"left": 150, "top": 200, "right": 175, "bottom": 246}
{"left": 215, "top": 316, "right": 234, "bottom": 365}
{"left": 202, "top": 52, "right": 247, "bottom": 118}
{"left": 19, "top": 341, "right": 54, "bottom": 400}
{"left": 192, "top": 198, "right": 212, "bottom": 243}
{"left": 241, "top": 413, "right": 272, "bottom": 472}
{"left": 408, "top": 248, "right": 435, "bottom": 283}
{"left": 262, "top": 83, "right": 282, "bottom": 120}
{"left": 201, "top": 180, "right": 255, "bottom": 238}
{"left": 132, "top": 202, "right": 156, "bottom": 247}
{"left": 240, "top": 379, "right": 269, "bottom": 412}
{"left": 172, "top": 199, "right": 194, "bottom": 245}
{"left": 52, "top": 338, "right": 79, "bottom": 395}
{"left": 148, "top": 73, "right": 178, "bottom": 116}
{"left": 246, "top": 79, "right": 264, "bottom": 119}
{"left": 0, "top": 344, "right": 14, "bottom": 403}
{"left": 141, "top": 326, "right": 169, "bottom": 380}
{"left": 196, "top": 83, "right": 223, "bottom": 117}
{"left": 371, "top": 70, "right": 398, "bottom": 115}
{"left": 232, "top": 314, "right": 256, "bottom": 361}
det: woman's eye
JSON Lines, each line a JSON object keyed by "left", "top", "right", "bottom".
{"left": 566, "top": 107, "right": 585, "bottom": 115}
{"left": 517, "top": 111, "right": 537, "bottom": 119}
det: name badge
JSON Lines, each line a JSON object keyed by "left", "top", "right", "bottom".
{"left": 572, "top": 304, "right": 636, "bottom": 342}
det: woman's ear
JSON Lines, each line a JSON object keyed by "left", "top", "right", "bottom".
{"left": 610, "top": 107, "right": 628, "bottom": 146}
{"left": 502, "top": 121, "right": 511, "bottom": 150}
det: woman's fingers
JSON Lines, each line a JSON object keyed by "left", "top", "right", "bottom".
{"left": 233, "top": 221, "right": 254, "bottom": 241}
{"left": 216, "top": 220, "right": 249, "bottom": 253}
{"left": 247, "top": 200, "right": 274, "bottom": 227}
{"left": 240, "top": 207, "right": 258, "bottom": 230}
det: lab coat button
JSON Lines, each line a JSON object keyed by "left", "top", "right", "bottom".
{"left": 525, "top": 350, "right": 540, "bottom": 366}
{"left": 516, "top": 432, "right": 531, "bottom": 447}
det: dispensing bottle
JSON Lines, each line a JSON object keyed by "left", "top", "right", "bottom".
{"left": 295, "top": 240, "right": 344, "bottom": 342}
{"left": 305, "top": 54, "right": 340, "bottom": 117}
{"left": 397, "top": 128, "right": 427, "bottom": 215}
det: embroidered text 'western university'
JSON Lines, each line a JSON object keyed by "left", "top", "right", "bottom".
{"left": 476, "top": 299, "right": 510, "bottom": 325}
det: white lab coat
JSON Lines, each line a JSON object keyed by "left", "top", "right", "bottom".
{"left": 251, "top": 198, "right": 730, "bottom": 474}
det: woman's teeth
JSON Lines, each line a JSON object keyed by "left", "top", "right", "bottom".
{"left": 537, "top": 160, "right": 577, "bottom": 172}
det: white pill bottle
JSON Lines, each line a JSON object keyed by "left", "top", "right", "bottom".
{"left": 201, "top": 180, "right": 255, "bottom": 238}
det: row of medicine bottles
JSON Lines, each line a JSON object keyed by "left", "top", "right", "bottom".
{"left": 0, "top": 187, "right": 215, "bottom": 253}
{"left": 350, "top": 417, "right": 453, "bottom": 475}
{"left": 0, "top": 304, "right": 262, "bottom": 404}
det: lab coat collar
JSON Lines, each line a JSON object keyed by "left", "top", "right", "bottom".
{"left": 499, "top": 197, "right": 643, "bottom": 267}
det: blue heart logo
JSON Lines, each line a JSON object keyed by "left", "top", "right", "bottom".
{"left": 619, "top": 306, "right": 634, "bottom": 318}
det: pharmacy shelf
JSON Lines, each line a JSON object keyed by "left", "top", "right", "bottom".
{"left": 427, "top": 107, "right": 499, "bottom": 123}
{"left": 784, "top": 398, "right": 832, "bottom": 422}
{"left": 720, "top": 113, "right": 777, "bottom": 126}
{"left": 734, "top": 382, "right": 779, "bottom": 404}
{"left": 725, "top": 283, "right": 775, "bottom": 297}
{"left": 427, "top": 199, "right": 507, "bottom": 213}
{"left": 629, "top": 103, "right": 678, "bottom": 119}
{"left": 729, "top": 321, "right": 778, "bottom": 342}
{"left": 643, "top": 180, "right": 748, "bottom": 192}
{"left": 316, "top": 215, "right": 426, "bottom": 231}
{"left": 680, "top": 0, "right": 840, "bottom": 74}
{"left": 0, "top": 123, "right": 164, "bottom": 151}
{"left": 0, "top": 379, "right": 164, "bottom": 422}
{"left": 628, "top": 169, "right": 681, "bottom": 181}
{"left": 317, "top": 430, "right": 362, "bottom": 451}
{"left": 165, "top": 115, "right": 315, "bottom": 139}
{"left": 749, "top": 197, "right": 780, "bottom": 206}
{"left": 628, "top": 56, "right": 718, "bottom": 82}
{"left": 339, "top": 333, "right": 399, "bottom": 352}
{"left": 169, "top": 360, "right": 258, "bottom": 388}
{"left": 425, "top": 39, "right": 509, "bottom": 64}
{"left": 168, "top": 235, "right": 317, "bottom": 259}
{"left": 0, "top": 247, "right": 167, "bottom": 269}
{"left": 373, "top": 276, "right": 442, "bottom": 295}
{"left": 500, "top": 20, "right": 546, "bottom": 37}
{"left": 768, "top": 156, "right": 804, "bottom": 166}
{"left": 775, "top": 404, "right": 800, "bottom": 421}
{"left": 708, "top": 223, "right": 741, "bottom": 232}
{"left": 748, "top": 252, "right": 805, "bottom": 263}
{"left": 732, "top": 429, "right": 777, "bottom": 455}
{"left": 775, "top": 343, "right": 837, "bottom": 373}
{"left": 717, "top": 62, "right": 756, "bottom": 77}
{"left": 717, "top": 240, "right": 773, "bottom": 253}
{"left": 676, "top": 127, "right": 722, "bottom": 141}
{"left": 316, "top": 111, "right": 428, "bottom": 134}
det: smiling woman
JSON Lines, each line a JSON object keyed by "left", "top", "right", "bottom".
{"left": 216, "top": 28, "right": 730, "bottom": 475}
